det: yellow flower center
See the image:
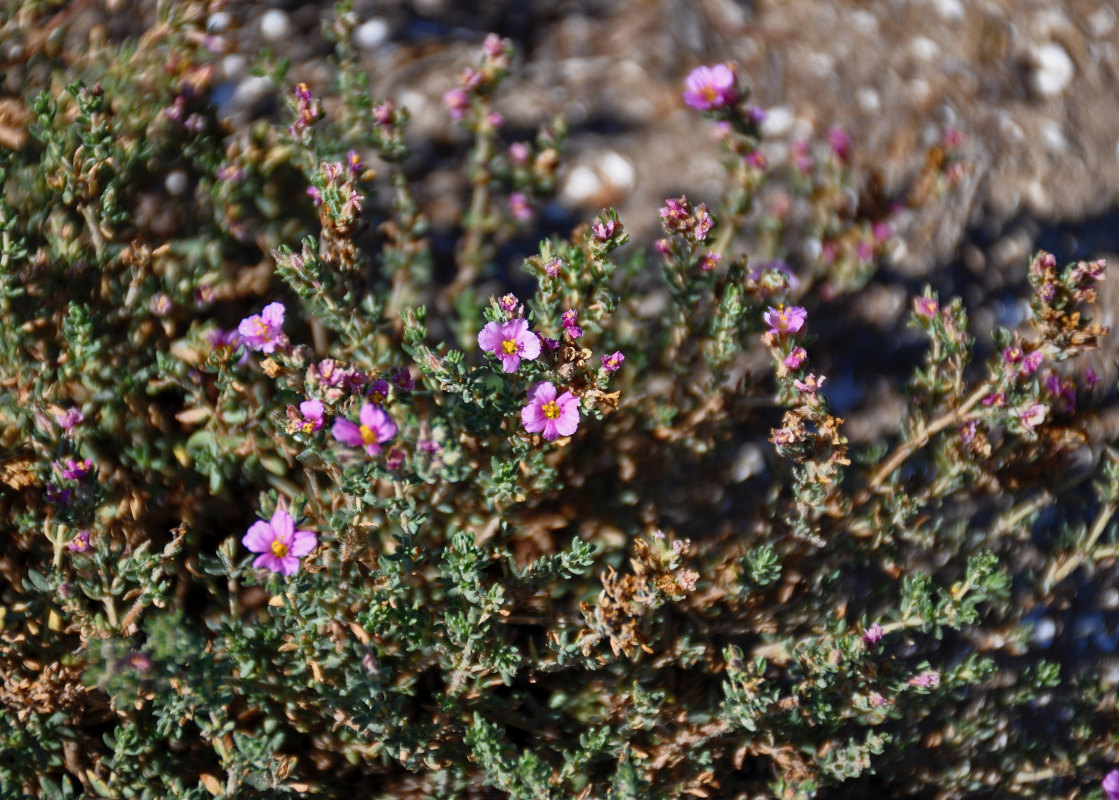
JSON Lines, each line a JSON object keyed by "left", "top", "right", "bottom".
{"left": 360, "top": 425, "right": 378, "bottom": 446}
{"left": 542, "top": 400, "right": 560, "bottom": 419}
{"left": 301, "top": 420, "right": 315, "bottom": 433}
{"left": 502, "top": 339, "right": 518, "bottom": 354}
{"left": 369, "top": 391, "right": 385, "bottom": 404}
{"left": 254, "top": 319, "right": 269, "bottom": 336}
{"left": 701, "top": 87, "right": 718, "bottom": 102}
{"left": 271, "top": 540, "right": 290, "bottom": 557}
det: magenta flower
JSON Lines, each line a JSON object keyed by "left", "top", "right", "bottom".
{"left": 1020, "top": 403, "right": 1047, "bottom": 430}
{"left": 522, "top": 381, "right": 580, "bottom": 441}
{"left": 1087, "top": 367, "right": 1100, "bottom": 387}
{"left": 601, "top": 351, "right": 625, "bottom": 372}
{"left": 907, "top": 671, "right": 940, "bottom": 690}
{"left": 238, "top": 302, "right": 286, "bottom": 354}
{"left": 333, "top": 403, "right": 397, "bottom": 456}
{"left": 306, "top": 186, "right": 323, "bottom": 206}
{"left": 912, "top": 296, "right": 938, "bottom": 319}
{"left": 592, "top": 219, "right": 620, "bottom": 241}
{"left": 1020, "top": 350, "right": 1043, "bottom": 375}
{"left": 443, "top": 87, "right": 469, "bottom": 120}
{"left": 55, "top": 408, "right": 84, "bottom": 431}
{"left": 794, "top": 374, "right": 826, "bottom": 395}
{"left": 544, "top": 258, "right": 563, "bottom": 277}
{"left": 61, "top": 458, "right": 92, "bottom": 481}
{"left": 392, "top": 368, "right": 415, "bottom": 391}
{"left": 561, "top": 309, "right": 583, "bottom": 340}
{"left": 1104, "top": 770, "right": 1119, "bottom": 800}
{"left": 539, "top": 334, "right": 560, "bottom": 352}
{"left": 478, "top": 318, "right": 541, "bottom": 373}
{"left": 298, "top": 400, "right": 324, "bottom": 433}
{"left": 67, "top": 530, "right": 92, "bottom": 553}
{"left": 784, "top": 347, "right": 807, "bottom": 370}
{"left": 508, "top": 141, "right": 530, "bottom": 165}
{"left": 498, "top": 293, "right": 520, "bottom": 315}
{"left": 828, "top": 126, "right": 852, "bottom": 162}
{"left": 366, "top": 379, "right": 390, "bottom": 405}
{"left": 763, "top": 305, "right": 807, "bottom": 336}
{"left": 682, "top": 64, "right": 738, "bottom": 111}
{"left": 509, "top": 191, "right": 532, "bottom": 221}
{"left": 347, "top": 149, "right": 362, "bottom": 174}
{"left": 699, "top": 252, "right": 721, "bottom": 271}
{"left": 863, "top": 623, "right": 884, "bottom": 646}
{"left": 242, "top": 508, "right": 317, "bottom": 577}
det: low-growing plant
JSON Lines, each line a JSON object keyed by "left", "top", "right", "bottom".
{"left": 2, "top": 2, "right": 1118, "bottom": 799}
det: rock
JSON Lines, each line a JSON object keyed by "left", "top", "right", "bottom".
{"left": 560, "top": 164, "right": 601, "bottom": 205}
{"left": 932, "top": 0, "right": 964, "bottom": 21}
{"left": 760, "top": 105, "right": 795, "bottom": 138}
{"left": 260, "top": 9, "right": 292, "bottom": 43}
{"left": 208, "top": 11, "right": 232, "bottom": 32}
{"left": 355, "top": 18, "right": 390, "bottom": 51}
{"left": 1031, "top": 42, "right": 1074, "bottom": 97}
{"left": 165, "top": 170, "right": 189, "bottom": 196}
{"left": 910, "top": 36, "right": 939, "bottom": 62}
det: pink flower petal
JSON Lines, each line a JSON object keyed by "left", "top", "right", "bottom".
{"left": 499, "top": 353, "right": 522, "bottom": 373}
{"left": 270, "top": 509, "right": 294, "bottom": 541}
{"left": 332, "top": 418, "right": 363, "bottom": 446}
{"left": 289, "top": 529, "right": 318, "bottom": 557}
{"left": 529, "top": 381, "right": 557, "bottom": 404}
{"left": 477, "top": 321, "right": 504, "bottom": 353}
{"left": 279, "top": 556, "right": 301, "bottom": 576}
{"left": 253, "top": 552, "right": 283, "bottom": 573}
{"left": 261, "top": 302, "right": 285, "bottom": 327}
{"left": 243, "top": 520, "right": 275, "bottom": 553}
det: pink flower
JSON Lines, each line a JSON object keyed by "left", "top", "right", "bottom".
{"left": 794, "top": 374, "right": 826, "bottom": 394}
{"left": 384, "top": 447, "right": 406, "bottom": 470}
{"left": 699, "top": 252, "right": 722, "bottom": 271}
{"left": 478, "top": 318, "right": 541, "bottom": 373}
{"left": 1046, "top": 375, "right": 1076, "bottom": 414}
{"left": 1103, "top": 770, "right": 1119, "bottom": 800}
{"left": 601, "top": 351, "right": 625, "bottom": 372}
{"left": 298, "top": 400, "right": 324, "bottom": 433}
{"left": 982, "top": 392, "right": 1005, "bottom": 407}
{"left": 1003, "top": 346, "right": 1023, "bottom": 365}
{"left": 366, "top": 379, "right": 390, "bottom": 405}
{"left": 763, "top": 305, "right": 807, "bottom": 335}
{"left": 238, "top": 302, "right": 286, "bottom": 354}
{"left": 55, "top": 408, "right": 84, "bottom": 431}
{"left": 539, "top": 335, "right": 560, "bottom": 351}
{"left": 783, "top": 347, "right": 807, "bottom": 370}
{"left": 682, "top": 64, "right": 738, "bottom": 111}
{"left": 828, "top": 126, "right": 852, "bottom": 162}
{"left": 561, "top": 309, "right": 583, "bottom": 339}
{"left": 544, "top": 258, "right": 563, "bottom": 277}
{"left": 791, "top": 140, "right": 813, "bottom": 174}
{"left": 391, "top": 368, "right": 415, "bottom": 391}
{"left": 522, "top": 381, "right": 580, "bottom": 441}
{"left": 907, "top": 671, "right": 940, "bottom": 690}
{"left": 306, "top": 186, "right": 323, "bottom": 206}
{"left": 443, "top": 87, "right": 469, "bottom": 120}
{"left": 508, "top": 141, "right": 530, "bottom": 165}
{"left": 67, "top": 530, "right": 91, "bottom": 553}
{"left": 242, "top": 508, "right": 317, "bottom": 577}
{"left": 1020, "top": 403, "right": 1047, "bottom": 430}
{"left": 498, "top": 293, "right": 521, "bottom": 315}
{"left": 912, "top": 296, "right": 938, "bottom": 319}
{"left": 332, "top": 403, "right": 397, "bottom": 456}
{"left": 592, "top": 219, "right": 620, "bottom": 241}
{"left": 1086, "top": 367, "right": 1100, "bottom": 387}
{"left": 509, "top": 192, "right": 532, "bottom": 221}
{"left": 1020, "top": 351, "right": 1043, "bottom": 376}
{"left": 747, "top": 105, "right": 767, "bottom": 124}
{"left": 347, "top": 149, "right": 362, "bottom": 174}
{"left": 61, "top": 458, "right": 92, "bottom": 481}
{"left": 863, "top": 623, "right": 884, "bottom": 646}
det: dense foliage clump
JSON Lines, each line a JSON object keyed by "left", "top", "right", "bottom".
{"left": 2, "top": 3, "right": 1118, "bottom": 799}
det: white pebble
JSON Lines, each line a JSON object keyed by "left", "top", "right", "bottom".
{"left": 598, "top": 150, "right": 635, "bottom": 193}
{"left": 208, "top": 11, "right": 232, "bottom": 32}
{"left": 1040, "top": 120, "right": 1068, "bottom": 152}
{"left": 1090, "top": 6, "right": 1117, "bottom": 37}
{"left": 1031, "top": 617, "right": 1056, "bottom": 648}
{"left": 760, "top": 105, "right": 795, "bottom": 138}
{"left": 910, "top": 36, "right": 939, "bottom": 62}
{"left": 260, "top": 9, "right": 292, "bottom": 42}
{"left": 856, "top": 87, "right": 880, "bottom": 112}
{"left": 165, "top": 170, "right": 189, "bottom": 196}
{"left": 560, "top": 164, "right": 601, "bottom": 205}
{"left": 851, "top": 10, "right": 878, "bottom": 34}
{"left": 732, "top": 443, "right": 766, "bottom": 482}
{"left": 1032, "top": 42, "right": 1075, "bottom": 97}
{"left": 222, "top": 54, "right": 247, "bottom": 80}
{"left": 932, "top": 0, "right": 964, "bottom": 20}
{"left": 355, "top": 18, "right": 390, "bottom": 51}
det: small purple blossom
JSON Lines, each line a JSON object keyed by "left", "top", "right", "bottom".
{"left": 392, "top": 368, "right": 415, "bottom": 391}
{"left": 509, "top": 192, "right": 532, "bottom": 221}
{"left": 332, "top": 403, "right": 397, "bottom": 456}
{"left": 478, "top": 319, "right": 542, "bottom": 373}
{"left": 443, "top": 87, "right": 469, "bottom": 120}
{"left": 982, "top": 392, "right": 1005, "bottom": 408}
{"left": 539, "top": 335, "right": 560, "bottom": 352}
{"left": 298, "top": 400, "right": 324, "bottom": 433}
{"left": 913, "top": 296, "right": 939, "bottom": 319}
{"left": 1020, "top": 403, "right": 1047, "bottom": 430}
{"left": 828, "top": 126, "right": 852, "bottom": 162}
{"left": 67, "top": 530, "right": 92, "bottom": 553}
{"left": 347, "top": 149, "right": 362, "bottom": 175}
{"left": 682, "top": 64, "right": 738, "bottom": 111}
{"left": 521, "top": 381, "right": 580, "bottom": 441}
{"left": 544, "top": 258, "right": 563, "bottom": 277}
{"left": 483, "top": 33, "right": 506, "bottom": 61}
{"left": 498, "top": 293, "right": 521, "bottom": 315}
{"left": 1086, "top": 367, "right": 1100, "bottom": 387}
{"left": 1103, "top": 770, "right": 1119, "bottom": 800}
{"left": 592, "top": 219, "right": 620, "bottom": 241}
{"left": 601, "top": 351, "right": 625, "bottom": 372}
{"left": 61, "top": 458, "right": 93, "bottom": 481}
{"left": 1046, "top": 374, "right": 1076, "bottom": 414}
{"left": 763, "top": 305, "right": 807, "bottom": 336}
{"left": 863, "top": 623, "right": 884, "bottom": 646}
{"left": 1003, "top": 346, "right": 1023, "bottom": 365}
{"left": 783, "top": 347, "right": 807, "bottom": 370}
{"left": 366, "top": 379, "right": 391, "bottom": 405}
{"left": 150, "top": 292, "right": 173, "bottom": 317}
{"left": 693, "top": 204, "right": 714, "bottom": 242}
{"left": 237, "top": 302, "right": 286, "bottom": 354}
{"left": 907, "top": 671, "right": 940, "bottom": 690}
{"left": 794, "top": 373, "right": 826, "bottom": 395}
{"left": 746, "top": 105, "right": 767, "bottom": 124}
{"left": 699, "top": 252, "right": 722, "bottom": 271}
{"left": 654, "top": 239, "right": 672, "bottom": 258}
{"left": 242, "top": 508, "right": 317, "bottom": 577}
{"left": 508, "top": 141, "right": 530, "bottom": 165}
{"left": 55, "top": 408, "right": 84, "bottom": 431}
{"left": 384, "top": 447, "right": 406, "bottom": 471}
{"left": 791, "top": 140, "right": 813, "bottom": 173}
{"left": 1020, "top": 350, "right": 1043, "bottom": 376}
{"left": 561, "top": 309, "right": 583, "bottom": 340}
